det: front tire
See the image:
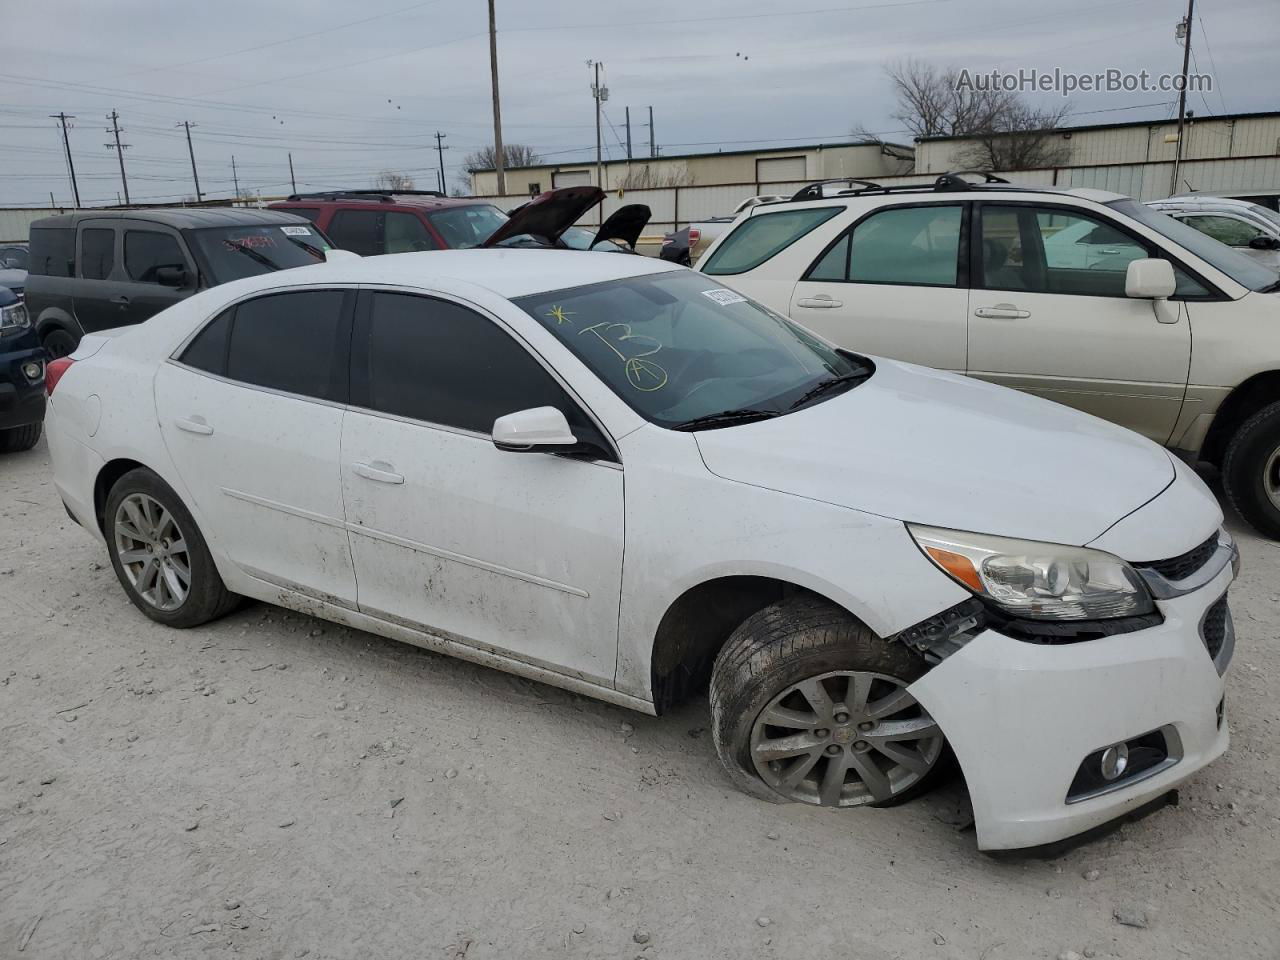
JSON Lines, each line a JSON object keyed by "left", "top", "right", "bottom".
{"left": 0, "top": 422, "right": 42, "bottom": 453}
{"left": 710, "top": 594, "right": 946, "bottom": 808}
{"left": 104, "top": 468, "right": 239, "bottom": 627}
{"left": 1222, "top": 401, "right": 1280, "bottom": 540}
{"left": 41, "top": 328, "right": 78, "bottom": 359}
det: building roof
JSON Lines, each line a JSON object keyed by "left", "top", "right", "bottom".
{"left": 469, "top": 140, "right": 914, "bottom": 174}
{"left": 916, "top": 109, "right": 1280, "bottom": 143}
{"left": 32, "top": 208, "right": 313, "bottom": 229}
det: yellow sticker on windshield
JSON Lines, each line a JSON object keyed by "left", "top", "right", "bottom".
{"left": 547, "top": 305, "right": 575, "bottom": 325}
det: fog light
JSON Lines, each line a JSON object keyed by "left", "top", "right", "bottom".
{"left": 21, "top": 360, "right": 43, "bottom": 382}
{"left": 1100, "top": 743, "right": 1130, "bottom": 781}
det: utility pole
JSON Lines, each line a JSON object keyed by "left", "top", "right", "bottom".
{"left": 590, "top": 60, "right": 608, "bottom": 191}
{"left": 288, "top": 152, "right": 297, "bottom": 194}
{"left": 231, "top": 155, "right": 240, "bottom": 199}
{"left": 625, "top": 106, "right": 632, "bottom": 161}
{"left": 179, "top": 121, "right": 203, "bottom": 202}
{"left": 648, "top": 106, "right": 655, "bottom": 158}
{"left": 487, "top": 0, "right": 506, "bottom": 194}
{"left": 105, "top": 110, "right": 130, "bottom": 205}
{"left": 434, "top": 131, "right": 449, "bottom": 194}
{"left": 51, "top": 113, "right": 80, "bottom": 208}
{"left": 1170, "top": 0, "right": 1195, "bottom": 195}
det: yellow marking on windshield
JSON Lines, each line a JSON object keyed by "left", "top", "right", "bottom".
{"left": 547, "top": 305, "right": 575, "bottom": 325}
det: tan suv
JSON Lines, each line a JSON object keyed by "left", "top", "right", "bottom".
{"left": 696, "top": 173, "right": 1280, "bottom": 538}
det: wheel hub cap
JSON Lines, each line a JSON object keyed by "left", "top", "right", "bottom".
{"left": 749, "top": 670, "right": 944, "bottom": 807}
{"left": 113, "top": 493, "right": 192, "bottom": 612}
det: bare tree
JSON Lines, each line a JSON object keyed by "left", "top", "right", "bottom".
{"left": 373, "top": 170, "right": 416, "bottom": 191}
{"left": 856, "top": 59, "right": 1072, "bottom": 171}
{"left": 462, "top": 143, "right": 541, "bottom": 174}
{"left": 616, "top": 163, "right": 694, "bottom": 189}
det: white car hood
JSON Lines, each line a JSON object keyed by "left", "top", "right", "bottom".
{"left": 693, "top": 358, "right": 1174, "bottom": 546}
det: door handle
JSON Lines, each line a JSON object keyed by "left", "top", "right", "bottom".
{"left": 974, "top": 304, "right": 1031, "bottom": 320}
{"left": 353, "top": 461, "right": 405, "bottom": 485}
{"left": 174, "top": 416, "right": 214, "bottom": 436}
{"left": 796, "top": 296, "right": 843, "bottom": 309}
{"left": 111, "top": 296, "right": 130, "bottom": 308}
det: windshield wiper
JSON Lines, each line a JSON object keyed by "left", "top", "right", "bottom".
{"left": 669, "top": 408, "right": 781, "bottom": 432}
{"left": 283, "top": 236, "right": 326, "bottom": 260}
{"left": 789, "top": 371, "right": 871, "bottom": 409}
{"left": 225, "top": 240, "right": 283, "bottom": 272}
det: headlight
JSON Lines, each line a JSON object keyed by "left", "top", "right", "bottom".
{"left": 0, "top": 301, "right": 30, "bottom": 335}
{"left": 909, "top": 524, "right": 1154, "bottom": 621}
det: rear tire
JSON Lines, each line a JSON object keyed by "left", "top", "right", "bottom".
{"left": 104, "top": 468, "right": 240, "bottom": 628}
{"left": 1222, "top": 401, "right": 1280, "bottom": 540}
{"left": 42, "top": 328, "right": 78, "bottom": 359}
{"left": 710, "top": 593, "right": 945, "bottom": 809}
{"left": 0, "top": 422, "right": 42, "bottom": 453}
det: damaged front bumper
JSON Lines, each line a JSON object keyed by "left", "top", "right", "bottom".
{"left": 906, "top": 558, "right": 1233, "bottom": 852}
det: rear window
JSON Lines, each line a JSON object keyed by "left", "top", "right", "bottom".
{"left": 188, "top": 225, "right": 329, "bottom": 283}
{"left": 701, "top": 207, "right": 841, "bottom": 275}
{"left": 29, "top": 227, "right": 75, "bottom": 277}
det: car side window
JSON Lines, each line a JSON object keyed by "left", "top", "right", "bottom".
{"left": 822, "top": 205, "right": 962, "bottom": 286}
{"left": 179, "top": 309, "right": 232, "bottom": 375}
{"left": 225, "top": 291, "right": 349, "bottom": 401}
{"left": 125, "top": 230, "right": 187, "bottom": 283}
{"left": 702, "top": 207, "right": 841, "bottom": 275}
{"left": 807, "top": 235, "right": 850, "bottom": 281}
{"left": 327, "top": 210, "right": 382, "bottom": 256}
{"left": 1181, "top": 215, "right": 1263, "bottom": 247}
{"left": 384, "top": 212, "right": 439, "bottom": 253}
{"left": 352, "top": 292, "right": 609, "bottom": 453}
{"left": 80, "top": 229, "right": 115, "bottom": 280}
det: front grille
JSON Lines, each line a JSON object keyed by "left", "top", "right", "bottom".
{"left": 1201, "top": 594, "right": 1229, "bottom": 660}
{"left": 1137, "top": 533, "right": 1219, "bottom": 582}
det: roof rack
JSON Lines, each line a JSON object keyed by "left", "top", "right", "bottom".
{"left": 790, "top": 178, "right": 885, "bottom": 201}
{"left": 785, "top": 170, "right": 1017, "bottom": 203}
{"left": 284, "top": 189, "right": 446, "bottom": 203}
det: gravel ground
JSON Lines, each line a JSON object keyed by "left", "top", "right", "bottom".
{"left": 2, "top": 436, "right": 1278, "bottom": 960}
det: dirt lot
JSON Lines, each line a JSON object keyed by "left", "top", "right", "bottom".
{"left": 2, "top": 436, "right": 1278, "bottom": 960}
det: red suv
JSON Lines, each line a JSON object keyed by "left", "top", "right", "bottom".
{"left": 269, "top": 190, "right": 510, "bottom": 255}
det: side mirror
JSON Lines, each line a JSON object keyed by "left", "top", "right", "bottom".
{"left": 155, "top": 265, "right": 189, "bottom": 288}
{"left": 492, "top": 406, "right": 578, "bottom": 452}
{"left": 1125, "top": 258, "right": 1176, "bottom": 299}
{"left": 1248, "top": 235, "right": 1280, "bottom": 251}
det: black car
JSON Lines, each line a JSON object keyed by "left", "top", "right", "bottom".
{"left": 24, "top": 208, "right": 334, "bottom": 358}
{"left": 0, "top": 285, "right": 46, "bottom": 453}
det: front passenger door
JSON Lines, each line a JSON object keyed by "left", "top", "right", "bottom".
{"left": 340, "top": 291, "right": 625, "bottom": 686}
{"left": 117, "top": 223, "right": 197, "bottom": 326}
{"left": 788, "top": 203, "right": 969, "bottom": 373}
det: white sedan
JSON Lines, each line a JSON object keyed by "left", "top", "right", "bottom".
{"left": 45, "top": 249, "right": 1236, "bottom": 851}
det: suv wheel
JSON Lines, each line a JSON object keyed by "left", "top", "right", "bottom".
{"left": 104, "top": 468, "right": 240, "bottom": 627}
{"left": 1223, "top": 400, "right": 1280, "bottom": 539}
{"left": 42, "top": 328, "right": 78, "bottom": 359}
{"left": 710, "top": 594, "right": 946, "bottom": 808}
{"left": 0, "top": 422, "right": 42, "bottom": 453}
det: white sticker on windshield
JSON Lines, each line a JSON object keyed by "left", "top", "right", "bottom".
{"left": 701, "top": 288, "right": 746, "bottom": 306}
{"left": 281, "top": 226, "right": 312, "bottom": 236}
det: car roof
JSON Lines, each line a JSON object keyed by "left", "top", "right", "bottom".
{"left": 1149, "top": 195, "right": 1257, "bottom": 210}
{"left": 273, "top": 194, "right": 494, "bottom": 211}
{"left": 275, "top": 248, "right": 683, "bottom": 299}
{"left": 31, "top": 208, "right": 314, "bottom": 230}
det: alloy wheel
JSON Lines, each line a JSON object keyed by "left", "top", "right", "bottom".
{"left": 749, "top": 670, "right": 944, "bottom": 807}
{"left": 113, "top": 493, "right": 192, "bottom": 612}
{"left": 1265, "top": 445, "right": 1280, "bottom": 511}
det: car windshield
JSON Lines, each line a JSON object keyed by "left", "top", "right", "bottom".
{"left": 513, "top": 270, "right": 871, "bottom": 430}
{"left": 426, "top": 204, "right": 508, "bottom": 248}
{"left": 1111, "top": 198, "right": 1278, "bottom": 291}
{"left": 188, "top": 225, "right": 329, "bottom": 282}
{"left": 0, "top": 248, "right": 28, "bottom": 270}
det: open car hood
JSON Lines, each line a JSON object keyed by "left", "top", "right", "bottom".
{"left": 482, "top": 186, "right": 605, "bottom": 248}
{"left": 593, "top": 204, "right": 651, "bottom": 249}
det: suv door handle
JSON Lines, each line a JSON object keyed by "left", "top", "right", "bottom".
{"left": 111, "top": 296, "right": 130, "bottom": 307}
{"left": 174, "top": 416, "right": 214, "bottom": 436}
{"left": 796, "top": 296, "right": 843, "bottom": 309}
{"left": 974, "top": 304, "right": 1030, "bottom": 320}
{"left": 353, "top": 461, "right": 405, "bottom": 485}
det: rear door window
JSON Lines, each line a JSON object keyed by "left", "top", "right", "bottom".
{"left": 29, "top": 227, "right": 75, "bottom": 277}
{"left": 179, "top": 309, "right": 232, "bottom": 375}
{"left": 384, "top": 212, "right": 439, "bottom": 253}
{"left": 701, "top": 207, "right": 840, "bottom": 275}
{"left": 80, "top": 228, "right": 115, "bottom": 280}
{"left": 805, "top": 205, "right": 962, "bottom": 286}
{"left": 326, "top": 210, "right": 382, "bottom": 256}
{"left": 124, "top": 231, "right": 188, "bottom": 283}
{"left": 225, "top": 290, "right": 350, "bottom": 401}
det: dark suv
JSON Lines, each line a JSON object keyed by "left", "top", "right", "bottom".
{"left": 24, "top": 208, "right": 333, "bottom": 358}
{"left": 0, "top": 285, "right": 45, "bottom": 453}
{"left": 269, "top": 190, "right": 511, "bottom": 255}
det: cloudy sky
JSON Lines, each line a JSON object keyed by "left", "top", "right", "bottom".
{"left": 0, "top": 0, "right": 1275, "bottom": 206}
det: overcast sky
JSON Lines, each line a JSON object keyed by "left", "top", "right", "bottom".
{"left": 0, "top": 0, "right": 1275, "bottom": 207}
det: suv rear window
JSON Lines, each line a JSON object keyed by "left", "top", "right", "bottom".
{"left": 29, "top": 227, "right": 75, "bottom": 277}
{"left": 702, "top": 207, "right": 841, "bottom": 275}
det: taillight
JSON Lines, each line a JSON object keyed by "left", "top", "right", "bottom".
{"left": 688, "top": 228, "right": 701, "bottom": 244}
{"left": 46, "top": 356, "right": 75, "bottom": 395}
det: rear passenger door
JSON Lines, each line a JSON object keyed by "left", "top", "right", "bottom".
{"left": 116, "top": 222, "right": 197, "bottom": 327}
{"left": 787, "top": 203, "right": 969, "bottom": 373}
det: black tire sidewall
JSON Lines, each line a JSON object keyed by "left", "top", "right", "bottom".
{"left": 1224, "top": 403, "right": 1280, "bottom": 539}
{"left": 103, "top": 468, "right": 232, "bottom": 628}
{"left": 42, "top": 329, "right": 78, "bottom": 359}
{"left": 0, "top": 422, "right": 42, "bottom": 453}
